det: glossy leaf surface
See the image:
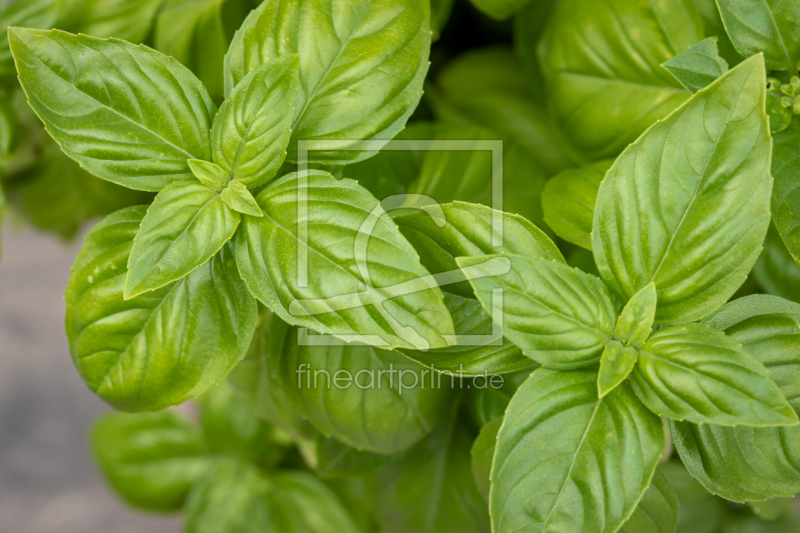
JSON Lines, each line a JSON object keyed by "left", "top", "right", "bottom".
{"left": 662, "top": 37, "right": 729, "bottom": 93}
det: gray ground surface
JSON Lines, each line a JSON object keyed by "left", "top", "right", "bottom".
{"left": 0, "top": 224, "right": 180, "bottom": 533}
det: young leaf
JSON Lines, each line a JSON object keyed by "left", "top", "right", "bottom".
{"left": 593, "top": 55, "right": 772, "bottom": 325}
{"left": 0, "top": 0, "right": 58, "bottom": 79}
{"left": 490, "top": 369, "right": 664, "bottom": 533}
{"left": 470, "top": 417, "right": 502, "bottom": 502}
{"left": 771, "top": 120, "right": 800, "bottom": 266}
{"left": 66, "top": 207, "right": 257, "bottom": 411}
{"left": 457, "top": 254, "right": 617, "bottom": 370}
{"left": 716, "top": 0, "right": 800, "bottom": 71}
{"left": 9, "top": 28, "right": 217, "bottom": 191}
{"left": 662, "top": 37, "right": 729, "bottom": 93}
{"left": 597, "top": 342, "right": 638, "bottom": 398}
{"left": 398, "top": 293, "right": 533, "bottom": 377}
{"left": 619, "top": 467, "right": 679, "bottom": 533}
{"left": 220, "top": 180, "right": 262, "bottom": 217}
{"left": 276, "top": 326, "right": 455, "bottom": 454}
{"left": 91, "top": 411, "right": 214, "bottom": 512}
{"left": 630, "top": 322, "right": 798, "bottom": 427}
{"left": 754, "top": 224, "right": 800, "bottom": 302}
{"left": 125, "top": 181, "right": 241, "bottom": 298}
{"left": 541, "top": 159, "right": 613, "bottom": 249}
{"left": 234, "top": 170, "right": 455, "bottom": 351}
{"left": 671, "top": 295, "right": 800, "bottom": 501}
{"left": 315, "top": 435, "right": 395, "bottom": 479}
{"left": 211, "top": 55, "right": 299, "bottom": 189}
{"left": 537, "top": 0, "right": 703, "bottom": 160}
{"left": 224, "top": 0, "right": 431, "bottom": 164}
{"left": 395, "top": 201, "right": 565, "bottom": 298}
{"left": 614, "top": 282, "right": 658, "bottom": 348}
{"left": 189, "top": 159, "right": 230, "bottom": 191}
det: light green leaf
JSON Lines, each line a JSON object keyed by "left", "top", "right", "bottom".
{"left": 125, "top": 180, "right": 241, "bottom": 298}
{"left": 395, "top": 201, "right": 564, "bottom": 298}
{"left": 470, "top": 417, "right": 501, "bottom": 502}
{"left": 630, "top": 322, "right": 798, "bottom": 427}
{"left": 538, "top": 0, "right": 703, "bottom": 160}
{"left": 276, "top": 325, "right": 455, "bottom": 454}
{"left": 615, "top": 282, "right": 658, "bottom": 348}
{"left": 0, "top": 0, "right": 59, "bottom": 79}
{"left": 211, "top": 55, "right": 298, "bottom": 188}
{"left": 91, "top": 411, "right": 213, "bottom": 512}
{"left": 490, "top": 369, "right": 664, "bottom": 533}
{"left": 620, "top": 467, "right": 680, "bottom": 533}
{"left": 234, "top": 170, "right": 455, "bottom": 351}
{"left": 716, "top": 0, "right": 800, "bottom": 71}
{"left": 9, "top": 28, "right": 216, "bottom": 191}
{"left": 593, "top": 55, "right": 772, "bottom": 325}
{"left": 458, "top": 254, "right": 617, "bottom": 370}
{"left": 59, "top": 0, "right": 164, "bottom": 43}
{"left": 771, "top": 119, "right": 800, "bottom": 266}
{"left": 671, "top": 295, "right": 800, "bottom": 501}
{"left": 767, "top": 84, "right": 793, "bottom": 134}
{"left": 221, "top": 180, "right": 262, "bottom": 217}
{"left": 597, "top": 342, "right": 638, "bottom": 398}
{"left": 66, "top": 207, "right": 257, "bottom": 411}
{"left": 224, "top": 0, "right": 431, "bottom": 164}
{"left": 398, "top": 293, "right": 533, "bottom": 377}
{"left": 468, "top": 0, "right": 532, "bottom": 21}
{"left": 316, "top": 434, "right": 395, "bottom": 479}
{"left": 155, "top": 0, "right": 250, "bottom": 103}
{"left": 541, "top": 159, "right": 613, "bottom": 250}
{"left": 188, "top": 159, "right": 230, "bottom": 191}
{"left": 754, "top": 223, "right": 800, "bottom": 302}
{"left": 662, "top": 37, "right": 729, "bottom": 93}
{"left": 377, "top": 406, "right": 490, "bottom": 533}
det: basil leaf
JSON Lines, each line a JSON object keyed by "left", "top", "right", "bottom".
{"left": 224, "top": 0, "right": 431, "bottom": 164}
{"left": 615, "top": 282, "right": 658, "bottom": 348}
{"left": 513, "top": 0, "right": 558, "bottom": 99}
{"left": 9, "top": 28, "right": 216, "bottom": 191}
{"left": 91, "top": 411, "right": 213, "bottom": 512}
{"left": 692, "top": 0, "right": 743, "bottom": 65}
{"left": 630, "top": 322, "right": 798, "bottom": 427}
{"left": 395, "top": 201, "right": 564, "bottom": 298}
{"left": 490, "top": 369, "right": 663, "bottom": 533}
{"left": 0, "top": 91, "right": 18, "bottom": 160}
{"left": 470, "top": 417, "right": 501, "bottom": 502}
{"left": 538, "top": 0, "right": 703, "bottom": 160}
{"left": 316, "top": 434, "right": 395, "bottom": 479}
{"left": 60, "top": 0, "right": 163, "bottom": 43}
{"left": 716, "top": 0, "right": 800, "bottom": 71}
{"left": 66, "top": 207, "right": 257, "bottom": 411}
{"left": 597, "top": 342, "right": 638, "bottom": 399}
{"left": 211, "top": 55, "right": 298, "bottom": 189}
{"left": 377, "top": 408, "right": 490, "bottom": 533}
{"left": 767, "top": 85, "right": 793, "bottom": 134}
{"left": 620, "top": 467, "right": 679, "bottom": 533}
{"left": 662, "top": 37, "right": 729, "bottom": 93}
{"left": 0, "top": 0, "right": 58, "bottom": 79}
{"left": 670, "top": 295, "right": 800, "bottom": 501}
{"left": 541, "top": 159, "right": 613, "bottom": 250}
{"left": 466, "top": 369, "right": 531, "bottom": 427}
{"left": 661, "top": 460, "right": 726, "bottom": 533}
{"left": 125, "top": 180, "right": 241, "bottom": 298}
{"left": 155, "top": 0, "right": 249, "bottom": 104}
{"left": 220, "top": 179, "right": 262, "bottom": 217}
{"left": 593, "top": 55, "right": 772, "bottom": 325}
{"left": 468, "top": 0, "right": 531, "bottom": 22}
{"left": 755, "top": 224, "right": 800, "bottom": 302}
{"left": 188, "top": 159, "right": 230, "bottom": 191}
{"left": 277, "top": 326, "right": 455, "bottom": 454}
{"left": 431, "top": 0, "right": 454, "bottom": 41}
{"left": 234, "top": 170, "right": 455, "bottom": 350}
{"left": 458, "top": 254, "right": 617, "bottom": 370}
{"left": 771, "top": 120, "right": 800, "bottom": 265}
{"left": 399, "top": 293, "right": 533, "bottom": 377}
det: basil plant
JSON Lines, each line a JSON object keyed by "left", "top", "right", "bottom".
{"left": 8, "top": 0, "right": 800, "bottom": 531}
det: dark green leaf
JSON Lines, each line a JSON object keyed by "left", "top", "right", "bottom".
{"left": 316, "top": 434, "right": 395, "bottom": 479}
{"left": 59, "top": 0, "right": 164, "bottom": 43}
{"left": 468, "top": 0, "right": 531, "bottom": 21}
{"left": 0, "top": 0, "right": 58, "bottom": 79}
{"left": 772, "top": 119, "right": 800, "bottom": 266}
{"left": 458, "top": 254, "right": 617, "bottom": 370}
{"left": 66, "top": 207, "right": 257, "bottom": 411}
{"left": 466, "top": 369, "right": 531, "bottom": 427}
{"left": 470, "top": 417, "right": 501, "bottom": 502}
{"left": 662, "top": 37, "right": 729, "bottom": 93}
{"left": 661, "top": 460, "right": 726, "bottom": 533}
{"left": 10, "top": 28, "right": 216, "bottom": 191}
{"left": 692, "top": 0, "right": 743, "bottom": 66}
{"left": 754, "top": 224, "right": 800, "bottom": 302}
{"left": 593, "top": 55, "right": 772, "bottom": 325}
{"left": 620, "top": 467, "right": 680, "bottom": 533}
{"left": 490, "top": 369, "right": 664, "bottom": 533}
{"left": 0, "top": 92, "right": 18, "bottom": 160}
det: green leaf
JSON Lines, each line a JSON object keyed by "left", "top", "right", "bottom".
{"left": 471, "top": 416, "right": 501, "bottom": 502}
{"left": 661, "top": 460, "right": 726, "bottom": 533}
{"left": 538, "top": 0, "right": 703, "bottom": 160}
{"left": 234, "top": 170, "right": 455, "bottom": 350}
{"left": 767, "top": 85, "right": 793, "bottom": 134}
{"left": 431, "top": 0, "right": 454, "bottom": 40}
{"left": 541, "top": 159, "right": 613, "bottom": 250}
{"left": 458, "top": 254, "right": 617, "bottom": 370}
{"left": 154, "top": 0, "right": 250, "bottom": 103}
{"left": 620, "top": 467, "right": 680, "bottom": 533}
{"left": 749, "top": 498, "right": 796, "bottom": 521}
{"left": 211, "top": 55, "right": 298, "bottom": 189}
{"left": 692, "top": 0, "right": 743, "bottom": 66}
{"left": 630, "top": 322, "right": 798, "bottom": 427}
{"left": 220, "top": 179, "right": 262, "bottom": 217}
{"left": 91, "top": 411, "right": 213, "bottom": 512}
{"left": 125, "top": 180, "right": 241, "bottom": 298}
{"left": 592, "top": 55, "right": 772, "bottom": 325}
{"left": 66, "top": 207, "right": 257, "bottom": 411}
{"left": 716, "top": 0, "right": 800, "bottom": 71}
{"left": 490, "top": 369, "right": 664, "bottom": 533}
{"left": 224, "top": 0, "right": 431, "bottom": 164}
{"left": 615, "top": 282, "right": 658, "bottom": 348}
{"left": 276, "top": 325, "right": 455, "bottom": 454}
{"left": 467, "top": 0, "right": 532, "bottom": 21}
{"left": 316, "top": 434, "right": 395, "bottom": 479}
{"left": 377, "top": 406, "right": 490, "bottom": 533}
{"left": 398, "top": 293, "right": 533, "bottom": 377}
{"left": 772, "top": 120, "right": 800, "bottom": 266}
{"left": 754, "top": 224, "right": 800, "bottom": 302}
{"left": 395, "top": 201, "right": 564, "bottom": 298}
{"left": 0, "top": 0, "right": 59, "bottom": 79}
{"left": 189, "top": 159, "right": 230, "bottom": 191}
{"left": 9, "top": 28, "right": 216, "bottom": 191}
{"left": 0, "top": 92, "right": 18, "bottom": 160}
{"left": 59, "top": 0, "right": 164, "bottom": 43}
{"left": 670, "top": 295, "right": 800, "bottom": 501}
{"left": 466, "top": 369, "right": 531, "bottom": 427}
{"left": 513, "top": 0, "right": 558, "bottom": 100}
{"left": 662, "top": 37, "right": 729, "bottom": 93}
{"left": 597, "top": 342, "right": 638, "bottom": 398}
